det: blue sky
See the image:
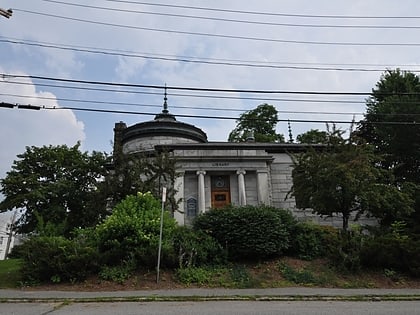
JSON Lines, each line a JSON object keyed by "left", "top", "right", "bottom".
{"left": 1, "top": 0, "right": 420, "bottom": 182}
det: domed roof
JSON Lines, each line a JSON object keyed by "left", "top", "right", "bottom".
{"left": 120, "top": 90, "right": 208, "bottom": 149}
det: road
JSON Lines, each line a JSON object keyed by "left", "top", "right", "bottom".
{"left": 1, "top": 301, "right": 420, "bottom": 315}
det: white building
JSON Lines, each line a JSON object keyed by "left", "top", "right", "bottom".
{"left": 0, "top": 212, "right": 15, "bottom": 260}
{"left": 113, "top": 101, "right": 374, "bottom": 228}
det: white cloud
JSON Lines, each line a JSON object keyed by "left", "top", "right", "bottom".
{"left": 0, "top": 71, "right": 85, "bottom": 182}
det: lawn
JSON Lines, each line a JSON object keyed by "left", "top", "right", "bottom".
{"left": 0, "top": 259, "right": 22, "bottom": 288}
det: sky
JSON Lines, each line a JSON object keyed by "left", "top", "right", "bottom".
{"left": 1, "top": 0, "right": 420, "bottom": 186}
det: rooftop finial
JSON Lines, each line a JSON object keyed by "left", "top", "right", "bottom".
{"left": 288, "top": 120, "right": 294, "bottom": 143}
{"left": 163, "top": 84, "right": 168, "bottom": 114}
{"left": 154, "top": 83, "right": 176, "bottom": 121}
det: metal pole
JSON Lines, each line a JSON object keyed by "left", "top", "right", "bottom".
{"left": 156, "top": 187, "right": 166, "bottom": 283}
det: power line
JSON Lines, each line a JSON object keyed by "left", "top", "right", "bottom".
{"left": 0, "top": 73, "right": 382, "bottom": 95}
{"left": 3, "top": 92, "right": 420, "bottom": 116}
{"left": 0, "top": 81, "right": 367, "bottom": 104}
{"left": 41, "top": 0, "right": 420, "bottom": 30}
{"left": 98, "top": 0, "right": 420, "bottom": 20}
{"left": 0, "top": 39, "right": 406, "bottom": 73}
{"left": 0, "top": 92, "right": 365, "bottom": 114}
{"left": 3, "top": 36, "right": 417, "bottom": 69}
{"left": 13, "top": 9, "right": 420, "bottom": 47}
{"left": 3, "top": 38, "right": 419, "bottom": 73}
{"left": 1, "top": 102, "right": 419, "bottom": 125}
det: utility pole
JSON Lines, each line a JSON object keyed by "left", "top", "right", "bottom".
{"left": 0, "top": 8, "right": 12, "bottom": 19}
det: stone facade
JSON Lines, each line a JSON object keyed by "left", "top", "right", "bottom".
{"left": 113, "top": 106, "right": 377, "bottom": 229}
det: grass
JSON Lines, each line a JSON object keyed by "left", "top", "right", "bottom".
{"left": 0, "top": 259, "right": 23, "bottom": 288}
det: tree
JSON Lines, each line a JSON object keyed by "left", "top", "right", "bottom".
{"left": 99, "top": 150, "right": 179, "bottom": 214}
{"left": 290, "top": 131, "right": 414, "bottom": 231}
{"left": 296, "top": 129, "right": 329, "bottom": 144}
{"left": 0, "top": 143, "right": 108, "bottom": 235}
{"left": 228, "top": 103, "right": 285, "bottom": 142}
{"left": 357, "top": 69, "right": 420, "bottom": 183}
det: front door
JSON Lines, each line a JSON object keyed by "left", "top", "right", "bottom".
{"left": 211, "top": 175, "right": 231, "bottom": 208}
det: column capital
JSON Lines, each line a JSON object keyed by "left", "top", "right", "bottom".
{"left": 196, "top": 170, "right": 206, "bottom": 176}
{"left": 236, "top": 170, "right": 246, "bottom": 175}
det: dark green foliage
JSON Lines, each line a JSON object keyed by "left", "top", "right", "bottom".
{"left": 291, "top": 129, "right": 414, "bottom": 231}
{"left": 96, "top": 192, "right": 177, "bottom": 268}
{"left": 193, "top": 205, "right": 294, "bottom": 260}
{"left": 99, "top": 261, "right": 135, "bottom": 284}
{"left": 296, "top": 129, "right": 329, "bottom": 144}
{"left": 175, "top": 266, "right": 216, "bottom": 285}
{"left": 327, "top": 229, "right": 364, "bottom": 273}
{"left": 17, "top": 235, "right": 99, "bottom": 284}
{"left": 229, "top": 265, "right": 256, "bottom": 288}
{"left": 172, "top": 226, "right": 226, "bottom": 268}
{"left": 358, "top": 69, "right": 420, "bottom": 184}
{"left": 279, "top": 262, "right": 317, "bottom": 285}
{"left": 360, "top": 222, "right": 420, "bottom": 277}
{"left": 102, "top": 151, "right": 179, "bottom": 215}
{"left": 0, "top": 143, "right": 108, "bottom": 235}
{"left": 289, "top": 222, "right": 337, "bottom": 260}
{"left": 228, "top": 103, "right": 285, "bottom": 142}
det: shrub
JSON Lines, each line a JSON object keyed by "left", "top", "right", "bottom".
{"left": 193, "top": 205, "right": 295, "bottom": 260}
{"left": 175, "top": 267, "right": 215, "bottom": 285}
{"left": 96, "top": 192, "right": 177, "bottom": 268}
{"left": 361, "top": 229, "right": 420, "bottom": 277}
{"left": 172, "top": 226, "right": 226, "bottom": 268}
{"left": 328, "top": 228, "right": 364, "bottom": 273}
{"left": 289, "top": 222, "right": 338, "bottom": 260}
{"left": 18, "top": 235, "right": 99, "bottom": 284}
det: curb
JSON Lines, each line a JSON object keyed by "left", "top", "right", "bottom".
{"left": 2, "top": 294, "right": 420, "bottom": 303}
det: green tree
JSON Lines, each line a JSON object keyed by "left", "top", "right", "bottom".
{"left": 0, "top": 143, "right": 108, "bottom": 235}
{"left": 357, "top": 69, "right": 420, "bottom": 230}
{"left": 296, "top": 129, "right": 329, "bottom": 144}
{"left": 358, "top": 69, "right": 420, "bottom": 183}
{"left": 228, "top": 103, "right": 285, "bottom": 142}
{"left": 99, "top": 150, "right": 179, "bottom": 214}
{"left": 290, "top": 131, "right": 414, "bottom": 231}
{"left": 96, "top": 192, "right": 177, "bottom": 267}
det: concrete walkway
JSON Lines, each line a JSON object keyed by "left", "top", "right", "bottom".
{"left": 1, "top": 288, "right": 420, "bottom": 302}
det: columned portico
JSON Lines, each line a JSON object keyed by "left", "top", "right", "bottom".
{"left": 237, "top": 170, "right": 247, "bottom": 206}
{"left": 196, "top": 170, "right": 206, "bottom": 213}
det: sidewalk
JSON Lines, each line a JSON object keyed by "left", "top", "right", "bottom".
{"left": 1, "top": 288, "right": 420, "bottom": 302}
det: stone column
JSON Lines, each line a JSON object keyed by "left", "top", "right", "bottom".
{"left": 237, "top": 170, "right": 247, "bottom": 206}
{"left": 196, "top": 170, "right": 206, "bottom": 213}
{"left": 173, "top": 172, "right": 185, "bottom": 225}
{"left": 257, "top": 169, "right": 269, "bottom": 205}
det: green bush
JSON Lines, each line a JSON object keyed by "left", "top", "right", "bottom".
{"left": 96, "top": 192, "right": 177, "bottom": 268}
{"left": 17, "top": 235, "right": 99, "bottom": 284}
{"left": 361, "top": 233, "right": 420, "bottom": 277}
{"left": 289, "top": 222, "right": 338, "bottom": 260}
{"left": 328, "top": 229, "right": 364, "bottom": 273}
{"left": 172, "top": 226, "right": 226, "bottom": 268}
{"left": 175, "top": 266, "right": 215, "bottom": 285}
{"left": 193, "top": 205, "right": 295, "bottom": 260}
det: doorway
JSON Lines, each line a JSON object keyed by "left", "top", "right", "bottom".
{"left": 211, "top": 175, "right": 231, "bottom": 208}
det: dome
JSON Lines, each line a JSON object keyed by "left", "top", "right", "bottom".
{"left": 117, "top": 92, "right": 208, "bottom": 153}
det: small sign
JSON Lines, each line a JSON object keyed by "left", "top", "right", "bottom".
{"left": 187, "top": 197, "right": 197, "bottom": 217}
{"left": 162, "top": 187, "right": 167, "bottom": 202}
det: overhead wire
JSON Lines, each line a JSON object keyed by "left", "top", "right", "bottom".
{"left": 12, "top": 9, "right": 420, "bottom": 47}
{"left": 3, "top": 36, "right": 419, "bottom": 70}
{"left": 1, "top": 101, "right": 418, "bottom": 125}
{"left": 3, "top": 38, "right": 420, "bottom": 73}
{"left": 40, "top": 0, "right": 420, "bottom": 30}
{"left": 98, "top": 0, "right": 420, "bottom": 20}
